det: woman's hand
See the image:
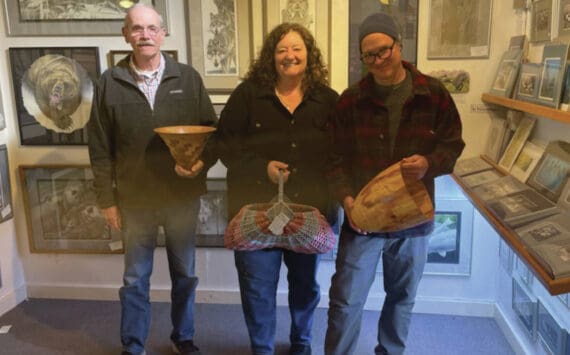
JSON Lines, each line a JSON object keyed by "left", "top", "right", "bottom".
{"left": 267, "top": 160, "right": 290, "bottom": 184}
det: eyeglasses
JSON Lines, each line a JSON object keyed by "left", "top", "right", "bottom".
{"left": 360, "top": 40, "right": 396, "bottom": 64}
{"left": 129, "top": 25, "right": 163, "bottom": 37}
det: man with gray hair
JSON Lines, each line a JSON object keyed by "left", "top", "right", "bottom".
{"left": 325, "top": 12, "right": 464, "bottom": 355}
{"left": 88, "top": 4, "right": 217, "bottom": 355}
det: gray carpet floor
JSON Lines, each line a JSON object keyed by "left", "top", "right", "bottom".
{"left": 0, "top": 299, "right": 514, "bottom": 355}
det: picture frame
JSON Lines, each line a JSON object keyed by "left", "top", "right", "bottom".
{"left": 528, "top": 140, "right": 570, "bottom": 203}
{"left": 510, "top": 141, "right": 545, "bottom": 183}
{"left": 512, "top": 277, "right": 537, "bottom": 340}
{"left": 186, "top": 0, "right": 253, "bottom": 94}
{"left": 515, "top": 255, "right": 534, "bottom": 287}
{"left": 499, "top": 237, "right": 514, "bottom": 275}
{"left": 516, "top": 63, "right": 543, "bottom": 103}
{"left": 559, "top": 64, "right": 570, "bottom": 111}
{"left": 453, "top": 156, "right": 493, "bottom": 177}
{"left": 107, "top": 50, "right": 178, "bottom": 68}
{"left": 0, "top": 83, "right": 5, "bottom": 130}
{"left": 427, "top": 0, "right": 492, "bottom": 59}
{"left": 560, "top": 0, "right": 570, "bottom": 37}
{"left": 484, "top": 116, "right": 508, "bottom": 162}
{"left": 557, "top": 179, "right": 570, "bottom": 210}
{"left": 8, "top": 47, "right": 101, "bottom": 145}
{"left": 536, "top": 44, "right": 570, "bottom": 108}
{"left": 498, "top": 116, "right": 536, "bottom": 171}
{"left": 423, "top": 199, "right": 474, "bottom": 276}
{"left": 537, "top": 299, "right": 567, "bottom": 355}
{"left": 3, "top": 0, "right": 169, "bottom": 36}
{"left": 531, "top": 0, "right": 552, "bottom": 43}
{"left": 19, "top": 165, "right": 123, "bottom": 254}
{"left": 489, "top": 49, "right": 522, "bottom": 97}
{"left": 0, "top": 145, "right": 13, "bottom": 223}
{"left": 461, "top": 169, "right": 502, "bottom": 188}
{"left": 347, "top": 1, "right": 418, "bottom": 85}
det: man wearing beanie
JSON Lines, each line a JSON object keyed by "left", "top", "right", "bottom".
{"left": 325, "top": 12, "right": 464, "bottom": 355}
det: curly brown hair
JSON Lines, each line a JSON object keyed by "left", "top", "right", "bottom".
{"left": 244, "top": 22, "right": 329, "bottom": 92}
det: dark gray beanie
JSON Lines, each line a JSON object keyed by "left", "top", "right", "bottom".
{"left": 358, "top": 13, "right": 401, "bottom": 45}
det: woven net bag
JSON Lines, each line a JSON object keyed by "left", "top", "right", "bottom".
{"left": 224, "top": 172, "right": 335, "bottom": 254}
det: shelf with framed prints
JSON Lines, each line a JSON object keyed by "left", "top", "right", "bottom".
{"left": 452, "top": 155, "right": 570, "bottom": 295}
{"left": 481, "top": 93, "right": 570, "bottom": 124}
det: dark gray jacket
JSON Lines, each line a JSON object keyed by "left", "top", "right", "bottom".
{"left": 87, "top": 53, "right": 217, "bottom": 209}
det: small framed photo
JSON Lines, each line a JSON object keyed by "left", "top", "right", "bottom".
{"left": 19, "top": 165, "right": 123, "bottom": 254}
{"left": 427, "top": 0, "right": 492, "bottom": 59}
{"left": 461, "top": 169, "right": 502, "bottom": 188}
{"left": 0, "top": 145, "right": 13, "bottom": 223}
{"left": 3, "top": 0, "right": 169, "bottom": 36}
{"left": 489, "top": 49, "right": 522, "bottom": 98}
{"left": 107, "top": 50, "right": 179, "bottom": 68}
{"left": 537, "top": 299, "right": 566, "bottom": 355}
{"left": 512, "top": 277, "right": 537, "bottom": 340}
{"left": 536, "top": 44, "right": 569, "bottom": 108}
{"left": 186, "top": 0, "right": 254, "bottom": 94}
{"left": 515, "top": 256, "right": 534, "bottom": 287}
{"left": 499, "top": 238, "right": 514, "bottom": 275}
{"left": 559, "top": 0, "right": 570, "bottom": 37}
{"left": 8, "top": 47, "right": 101, "bottom": 145}
{"left": 510, "top": 141, "right": 545, "bottom": 183}
{"left": 527, "top": 140, "right": 570, "bottom": 203}
{"left": 531, "top": 0, "right": 553, "bottom": 43}
{"left": 559, "top": 64, "right": 570, "bottom": 111}
{"left": 499, "top": 116, "right": 536, "bottom": 171}
{"left": 515, "top": 63, "right": 543, "bottom": 103}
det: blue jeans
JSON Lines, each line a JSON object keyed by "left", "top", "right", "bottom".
{"left": 325, "top": 227, "right": 428, "bottom": 355}
{"left": 235, "top": 249, "right": 321, "bottom": 355}
{"left": 119, "top": 200, "right": 200, "bottom": 354}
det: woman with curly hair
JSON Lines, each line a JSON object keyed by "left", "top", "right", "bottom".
{"left": 217, "top": 23, "right": 338, "bottom": 355}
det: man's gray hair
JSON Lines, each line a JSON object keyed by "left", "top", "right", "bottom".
{"left": 123, "top": 3, "right": 164, "bottom": 28}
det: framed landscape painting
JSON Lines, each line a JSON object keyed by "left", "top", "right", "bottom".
{"left": 19, "top": 165, "right": 123, "bottom": 254}
{"left": 3, "top": 0, "right": 169, "bottom": 36}
{"left": 9, "top": 47, "right": 100, "bottom": 145}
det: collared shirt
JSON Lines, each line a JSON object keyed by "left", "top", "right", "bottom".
{"left": 129, "top": 53, "right": 165, "bottom": 109}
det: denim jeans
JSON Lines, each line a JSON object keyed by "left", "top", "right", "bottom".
{"left": 119, "top": 199, "right": 200, "bottom": 354}
{"left": 325, "top": 227, "right": 428, "bottom": 355}
{"left": 235, "top": 249, "right": 320, "bottom": 355}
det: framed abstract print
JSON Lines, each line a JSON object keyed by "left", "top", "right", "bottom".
{"left": 8, "top": 47, "right": 101, "bottom": 145}
{"left": 3, "top": 0, "right": 169, "bottom": 36}
{"left": 19, "top": 165, "right": 123, "bottom": 254}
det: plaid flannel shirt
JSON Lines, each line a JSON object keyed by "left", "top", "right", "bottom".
{"left": 327, "top": 61, "right": 465, "bottom": 213}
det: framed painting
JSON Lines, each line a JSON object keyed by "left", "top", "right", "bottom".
{"left": 0, "top": 145, "right": 13, "bottom": 223}
{"left": 560, "top": 0, "right": 570, "bottom": 37}
{"left": 427, "top": 0, "right": 492, "bottom": 59}
{"left": 512, "top": 277, "right": 537, "bottom": 340}
{"left": 157, "top": 178, "right": 227, "bottom": 247}
{"left": 19, "top": 165, "right": 123, "bottom": 254}
{"left": 528, "top": 140, "right": 570, "bottom": 203}
{"left": 348, "top": 1, "right": 418, "bottom": 85}
{"left": 515, "top": 255, "right": 534, "bottom": 287}
{"left": 531, "top": 0, "right": 552, "bottom": 43}
{"left": 489, "top": 49, "right": 522, "bottom": 98}
{"left": 515, "top": 63, "right": 543, "bottom": 103}
{"left": 3, "top": 0, "right": 169, "bottom": 36}
{"left": 498, "top": 116, "right": 536, "bottom": 171}
{"left": 499, "top": 238, "right": 514, "bottom": 275}
{"left": 560, "top": 64, "right": 570, "bottom": 111}
{"left": 0, "top": 83, "right": 5, "bottom": 130}
{"left": 537, "top": 299, "right": 566, "bottom": 355}
{"left": 187, "top": 0, "right": 253, "bottom": 94}
{"left": 536, "top": 44, "right": 569, "bottom": 108}
{"left": 108, "top": 50, "right": 178, "bottom": 68}
{"left": 8, "top": 47, "right": 100, "bottom": 145}
{"left": 510, "top": 141, "right": 545, "bottom": 183}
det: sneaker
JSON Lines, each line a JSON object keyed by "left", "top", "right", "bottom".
{"left": 290, "top": 344, "right": 311, "bottom": 355}
{"left": 171, "top": 340, "right": 201, "bottom": 355}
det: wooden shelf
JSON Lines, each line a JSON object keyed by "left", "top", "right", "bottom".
{"left": 453, "top": 156, "right": 570, "bottom": 295}
{"left": 481, "top": 93, "right": 570, "bottom": 124}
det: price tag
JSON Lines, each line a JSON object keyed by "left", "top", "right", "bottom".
{"left": 268, "top": 212, "right": 291, "bottom": 235}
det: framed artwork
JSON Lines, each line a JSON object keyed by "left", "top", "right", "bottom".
{"left": 0, "top": 145, "right": 13, "bottom": 223}
{"left": 498, "top": 116, "right": 536, "bottom": 171}
{"left": 515, "top": 255, "right": 534, "bottom": 287}
{"left": 0, "top": 83, "right": 5, "bottom": 130}
{"left": 19, "top": 165, "right": 123, "bottom": 254}
{"left": 499, "top": 238, "right": 514, "bottom": 275}
{"left": 537, "top": 44, "right": 570, "bottom": 107}
{"left": 560, "top": 0, "right": 570, "bottom": 37}
{"left": 348, "top": 1, "right": 418, "bottom": 85}
{"left": 528, "top": 140, "right": 570, "bottom": 203}
{"left": 489, "top": 49, "right": 522, "bottom": 97}
{"left": 3, "top": 0, "right": 169, "bottom": 36}
{"left": 427, "top": 0, "right": 492, "bottom": 59}
{"left": 107, "top": 50, "right": 178, "bottom": 68}
{"left": 560, "top": 64, "right": 570, "bottom": 111}
{"left": 531, "top": 0, "right": 552, "bottom": 42}
{"left": 186, "top": 0, "right": 253, "bottom": 94}
{"left": 515, "top": 63, "right": 543, "bottom": 103}
{"left": 8, "top": 47, "right": 101, "bottom": 145}
{"left": 512, "top": 277, "right": 537, "bottom": 340}
{"left": 429, "top": 70, "right": 470, "bottom": 93}
{"left": 484, "top": 116, "right": 508, "bottom": 162}
{"left": 461, "top": 169, "right": 502, "bottom": 188}
{"left": 558, "top": 180, "right": 570, "bottom": 210}
{"left": 510, "top": 141, "right": 545, "bottom": 183}
{"left": 537, "top": 299, "right": 566, "bottom": 355}
{"left": 423, "top": 199, "right": 474, "bottom": 276}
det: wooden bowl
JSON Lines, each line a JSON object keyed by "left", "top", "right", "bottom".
{"left": 154, "top": 125, "right": 216, "bottom": 170}
{"left": 350, "top": 162, "right": 434, "bottom": 233}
